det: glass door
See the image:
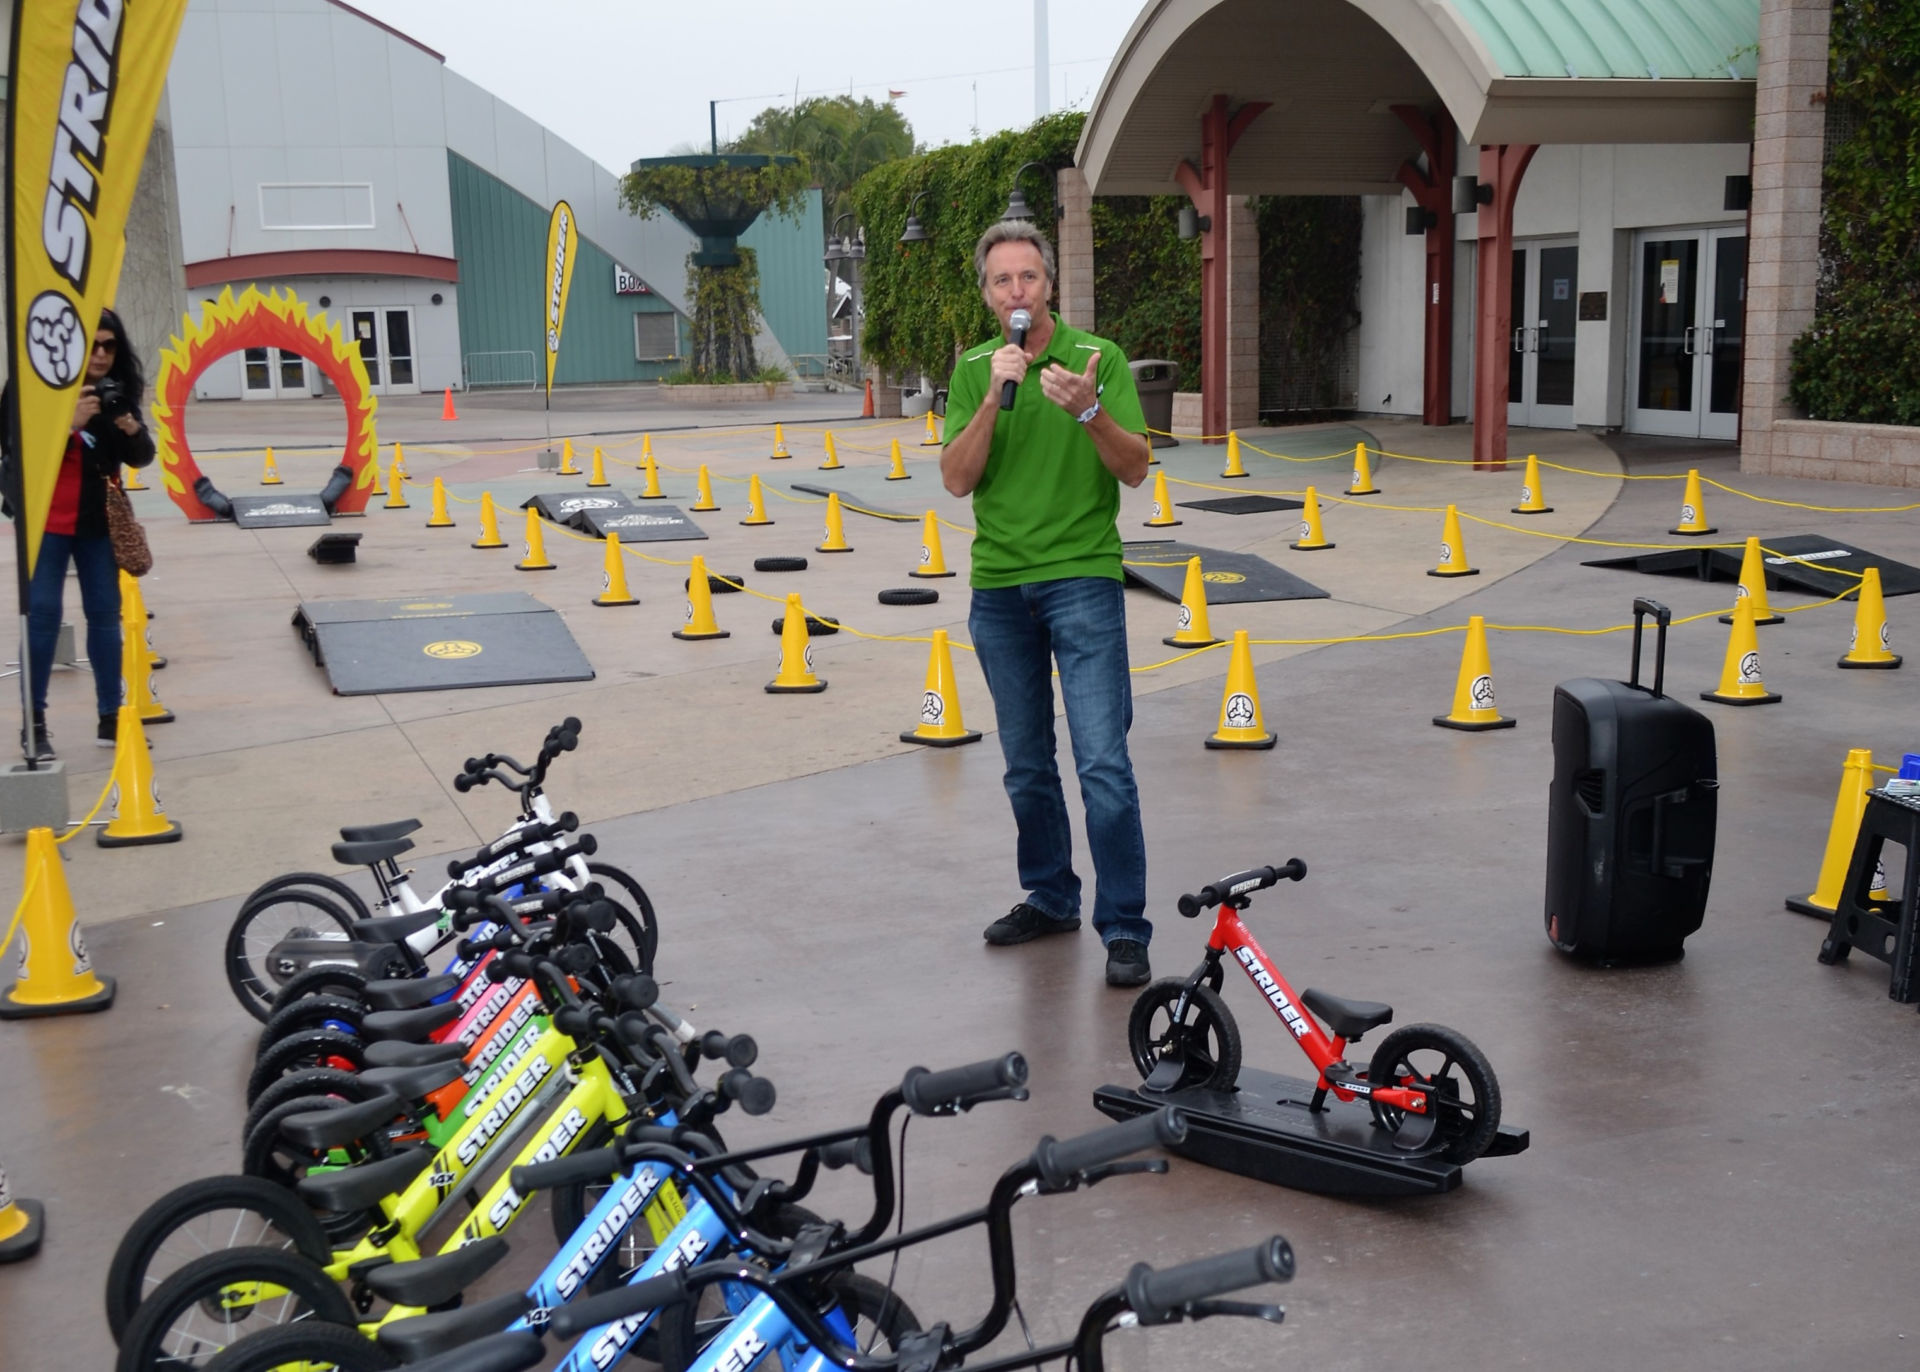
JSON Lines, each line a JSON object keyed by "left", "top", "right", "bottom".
{"left": 1630, "top": 230, "right": 1746, "bottom": 438}
{"left": 1506, "top": 240, "right": 1578, "bottom": 430}
{"left": 242, "top": 347, "right": 309, "bottom": 399}
{"left": 383, "top": 309, "right": 417, "bottom": 393}
{"left": 347, "top": 307, "right": 419, "bottom": 395}
{"left": 351, "top": 309, "right": 383, "bottom": 390}
{"left": 1702, "top": 231, "right": 1745, "bottom": 440}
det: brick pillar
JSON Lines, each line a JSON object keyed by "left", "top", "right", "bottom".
{"left": 1741, "top": 0, "right": 1830, "bottom": 475}
{"left": 1226, "top": 195, "right": 1260, "bottom": 429}
{"left": 1055, "top": 167, "right": 1095, "bottom": 331}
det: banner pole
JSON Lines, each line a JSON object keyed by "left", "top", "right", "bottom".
{"left": 4, "top": 4, "right": 38, "bottom": 771}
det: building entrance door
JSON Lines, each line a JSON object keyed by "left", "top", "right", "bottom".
{"left": 349, "top": 308, "right": 420, "bottom": 396}
{"left": 1629, "top": 229, "right": 1745, "bottom": 440}
{"left": 241, "top": 347, "right": 311, "bottom": 399}
{"left": 1507, "top": 240, "right": 1579, "bottom": 430}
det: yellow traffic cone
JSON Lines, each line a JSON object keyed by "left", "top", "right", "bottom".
{"left": 0, "top": 827, "right": 115, "bottom": 1016}
{"left": 587, "top": 446, "right": 611, "bottom": 488}
{"left": 1428, "top": 505, "right": 1478, "bottom": 577}
{"left": 123, "top": 463, "right": 147, "bottom": 491}
{"left": 642, "top": 434, "right": 654, "bottom": 463}
{"left": 819, "top": 431, "right": 843, "bottom": 471}
{"left": 383, "top": 462, "right": 409, "bottom": 509}
{"left": 119, "top": 576, "right": 174, "bottom": 725}
{"left": 911, "top": 510, "right": 953, "bottom": 578}
{"left": 817, "top": 493, "right": 852, "bottom": 553}
{"left": 900, "top": 629, "right": 981, "bottom": 746}
{"left": 771, "top": 424, "right": 791, "bottom": 459}
{"left": 516, "top": 507, "right": 556, "bottom": 571}
{"left": 472, "top": 492, "right": 507, "bottom": 549}
{"left": 1839, "top": 566, "right": 1901, "bottom": 669}
{"left": 886, "top": 439, "right": 910, "bottom": 480}
{"left": 767, "top": 593, "right": 827, "bottom": 693}
{"left": 558, "top": 438, "right": 580, "bottom": 475}
{"left": 740, "top": 474, "right": 775, "bottom": 526}
{"left": 1512, "top": 454, "right": 1552, "bottom": 514}
{"left": 1143, "top": 470, "right": 1181, "bottom": 527}
{"left": 1164, "top": 557, "right": 1222, "bottom": 648}
{"left": 392, "top": 443, "right": 408, "bottom": 481}
{"left": 1701, "top": 596, "right": 1780, "bottom": 705}
{"left": 1433, "top": 616, "right": 1516, "bottom": 731}
{"left": 1787, "top": 748, "right": 1880, "bottom": 916}
{"left": 426, "top": 477, "right": 456, "bottom": 528}
{"left": 1291, "top": 487, "right": 1334, "bottom": 551}
{"left": 638, "top": 452, "right": 665, "bottom": 500}
{"left": 1719, "top": 537, "right": 1782, "bottom": 626}
{"left": 261, "top": 447, "right": 284, "bottom": 485}
{"left": 1206, "top": 630, "right": 1275, "bottom": 750}
{"left": 674, "top": 555, "right": 730, "bottom": 640}
{"left": 1221, "top": 431, "right": 1248, "bottom": 479}
{"left": 1671, "top": 468, "right": 1716, "bottom": 535}
{"left": 920, "top": 410, "right": 941, "bottom": 447}
{"left": 594, "top": 532, "right": 638, "bottom": 607}
{"left": 0, "top": 1161, "right": 47, "bottom": 1257}
{"left": 98, "top": 705, "right": 183, "bottom": 847}
{"left": 691, "top": 465, "right": 720, "bottom": 512}
{"left": 1347, "top": 441, "right": 1379, "bottom": 496}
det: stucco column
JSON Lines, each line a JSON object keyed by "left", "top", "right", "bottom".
{"left": 1226, "top": 194, "right": 1259, "bottom": 429}
{"left": 1055, "top": 167, "right": 1095, "bottom": 331}
{"left": 1740, "top": 0, "right": 1830, "bottom": 474}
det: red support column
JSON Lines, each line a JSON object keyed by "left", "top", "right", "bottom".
{"left": 1176, "top": 95, "right": 1268, "bottom": 445}
{"left": 1471, "top": 143, "right": 1537, "bottom": 471}
{"left": 1392, "top": 106, "right": 1456, "bottom": 427}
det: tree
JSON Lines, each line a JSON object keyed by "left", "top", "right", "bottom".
{"left": 731, "top": 96, "right": 917, "bottom": 227}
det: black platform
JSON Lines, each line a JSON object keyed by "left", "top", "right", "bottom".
{"left": 522, "top": 491, "right": 638, "bottom": 528}
{"left": 1818, "top": 789, "right": 1920, "bottom": 1004}
{"left": 290, "top": 593, "right": 594, "bottom": 696}
{"left": 788, "top": 484, "right": 917, "bottom": 522}
{"left": 1584, "top": 534, "right": 1920, "bottom": 598}
{"left": 577, "top": 503, "right": 708, "bottom": 542}
{"left": 1177, "top": 495, "right": 1304, "bottom": 516}
{"left": 229, "top": 494, "right": 332, "bottom": 528}
{"left": 1121, "top": 541, "right": 1328, "bottom": 604}
{"left": 1093, "top": 1066, "right": 1528, "bottom": 1197}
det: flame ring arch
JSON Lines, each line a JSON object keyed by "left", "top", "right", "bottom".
{"left": 151, "top": 286, "right": 380, "bottom": 521}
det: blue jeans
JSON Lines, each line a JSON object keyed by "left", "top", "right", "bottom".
{"left": 26, "top": 532, "right": 123, "bottom": 717}
{"left": 968, "top": 577, "right": 1150, "bottom": 946}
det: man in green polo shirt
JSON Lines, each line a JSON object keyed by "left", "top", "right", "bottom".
{"left": 942, "top": 219, "right": 1155, "bottom": 987}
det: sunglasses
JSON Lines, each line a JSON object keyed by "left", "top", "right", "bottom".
{"left": 92, "top": 339, "right": 117, "bottom": 355}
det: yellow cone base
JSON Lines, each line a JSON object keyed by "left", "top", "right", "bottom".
{"left": 138, "top": 705, "right": 176, "bottom": 725}
{"left": 1427, "top": 567, "right": 1480, "bottom": 579}
{"left": 1164, "top": 632, "right": 1222, "bottom": 649}
{"left": 1434, "top": 711, "right": 1516, "bottom": 732}
{"left": 1700, "top": 686, "right": 1780, "bottom": 707}
{"left": 1838, "top": 652, "right": 1902, "bottom": 670}
{"left": 910, "top": 568, "right": 955, "bottom": 579}
{"left": 1206, "top": 730, "right": 1276, "bottom": 750}
{"left": 595, "top": 592, "right": 638, "bottom": 607}
{"left": 426, "top": 514, "right": 455, "bottom": 528}
{"left": 98, "top": 820, "right": 181, "bottom": 848}
{"left": 1291, "top": 537, "right": 1333, "bottom": 551}
{"left": 516, "top": 564, "right": 555, "bottom": 572}
{"left": 767, "top": 679, "right": 827, "bottom": 694}
{"left": 0, "top": 1198, "right": 46, "bottom": 1258}
{"left": 0, "top": 976, "right": 115, "bottom": 1018}
{"left": 691, "top": 500, "right": 719, "bottom": 512}
{"left": 886, "top": 470, "right": 911, "bottom": 481}
{"left": 1671, "top": 523, "right": 1717, "bottom": 536}
{"left": 902, "top": 724, "right": 980, "bottom": 746}
{"left": 1145, "top": 515, "right": 1182, "bottom": 528}
{"left": 740, "top": 515, "right": 774, "bottom": 526}
{"left": 672, "top": 626, "right": 729, "bottom": 640}
{"left": 472, "top": 534, "right": 506, "bottom": 549}
{"left": 1718, "top": 607, "right": 1783, "bottom": 626}
{"left": 1511, "top": 503, "right": 1552, "bottom": 514}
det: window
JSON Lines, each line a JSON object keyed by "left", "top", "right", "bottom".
{"left": 634, "top": 312, "right": 678, "bottom": 362}
{"left": 258, "top": 182, "right": 376, "bottom": 231}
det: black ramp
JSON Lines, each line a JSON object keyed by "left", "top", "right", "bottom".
{"left": 294, "top": 593, "right": 545, "bottom": 628}
{"left": 229, "top": 494, "right": 332, "bottom": 528}
{"left": 523, "top": 491, "right": 638, "bottom": 528}
{"left": 290, "top": 593, "right": 592, "bottom": 694}
{"left": 787, "top": 483, "right": 917, "bottom": 522}
{"left": 1584, "top": 533, "right": 1920, "bottom": 598}
{"left": 578, "top": 504, "right": 708, "bottom": 542}
{"left": 1121, "top": 540, "right": 1327, "bottom": 604}
{"left": 1176, "top": 494, "right": 1304, "bottom": 515}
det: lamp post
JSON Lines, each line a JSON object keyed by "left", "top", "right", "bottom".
{"left": 900, "top": 190, "right": 932, "bottom": 244}
{"left": 824, "top": 212, "right": 864, "bottom": 385}
{"left": 1001, "top": 161, "right": 1050, "bottom": 221}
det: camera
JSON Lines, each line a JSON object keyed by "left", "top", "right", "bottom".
{"left": 91, "top": 377, "right": 135, "bottom": 418}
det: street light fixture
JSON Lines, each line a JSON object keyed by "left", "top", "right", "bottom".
{"left": 825, "top": 213, "right": 863, "bottom": 383}
{"left": 1001, "top": 161, "right": 1050, "bottom": 221}
{"left": 900, "top": 190, "right": 932, "bottom": 244}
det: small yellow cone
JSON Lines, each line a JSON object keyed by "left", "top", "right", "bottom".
{"left": 642, "top": 434, "right": 654, "bottom": 462}
{"left": 1839, "top": 566, "right": 1901, "bottom": 669}
{"left": 594, "top": 532, "right": 638, "bottom": 607}
{"left": 911, "top": 510, "right": 954, "bottom": 578}
{"left": 1143, "top": 470, "right": 1181, "bottom": 527}
{"left": 1719, "top": 536, "right": 1782, "bottom": 626}
{"left": 1701, "top": 595, "right": 1780, "bottom": 705}
{"left": 1512, "top": 454, "right": 1552, "bottom": 514}
{"left": 886, "top": 439, "right": 910, "bottom": 481}
{"left": 1428, "top": 505, "right": 1478, "bottom": 577}
{"left": 99, "top": 705, "right": 183, "bottom": 848}
{"left": 1347, "top": 441, "right": 1379, "bottom": 496}
{"left": 1670, "top": 468, "right": 1716, "bottom": 535}
{"left": 638, "top": 453, "right": 665, "bottom": 499}
{"left": 1206, "top": 630, "right": 1276, "bottom": 750}
{"left": 261, "top": 447, "right": 284, "bottom": 485}
{"left": 1788, "top": 748, "right": 1881, "bottom": 916}
{"left": 472, "top": 492, "right": 507, "bottom": 549}
{"left": 119, "top": 575, "right": 174, "bottom": 725}
{"left": 0, "top": 828, "right": 116, "bottom": 1016}
{"left": 674, "top": 555, "right": 730, "bottom": 640}
{"left": 690, "top": 465, "right": 720, "bottom": 512}
{"left": 426, "top": 477, "right": 456, "bottom": 528}
{"left": 901, "top": 629, "right": 981, "bottom": 746}
{"left": 817, "top": 493, "right": 852, "bottom": 553}
{"left": 819, "top": 431, "right": 843, "bottom": 471}
{"left": 767, "top": 593, "right": 827, "bottom": 693}
{"left": 1164, "top": 557, "right": 1222, "bottom": 648}
{"left": 516, "top": 507, "right": 556, "bottom": 571}
{"left": 587, "top": 446, "right": 611, "bottom": 488}
{"left": 1221, "top": 431, "right": 1249, "bottom": 479}
{"left": 771, "top": 424, "right": 791, "bottom": 460}
{"left": 1433, "top": 616, "right": 1516, "bottom": 731}
{"left": 740, "top": 474, "right": 774, "bottom": 526}
{"left": 383, "top": 462, "right": 409, "bottom": 509}
{"left": 0, "top": 1160, "right": 48, "bottom": 1255}
{"left": 558, "top": 437, "right": 580, "bottom": 475}
{"left": 1291, "top": 487, "right": 1334, "bottom": 551}
{"left": 123, "top": 464, "right": 147, "bottom": 491}
{"left": 920, "top": 411, "right": 941, "bottom": 447}
{"left": 391, "top": 443, "right": 408, "bottom": 481}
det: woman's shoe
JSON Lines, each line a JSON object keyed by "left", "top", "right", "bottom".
{"left": 21, "top": 714, "right": 54, "bottom": 761}
{"left": 97, "top": 713, "right": 118, "bottom": 748}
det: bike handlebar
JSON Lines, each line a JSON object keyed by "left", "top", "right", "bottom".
{"left": 1031, "top": 1108, "right": 1185, "bottom": 1190}
{"left": 550, "top": 1270, "right": 688, "bottom": 1340}
{"left": 900, "top": 1053, "right": 1029, "bottom": 1116}
{"left": 1176, "top": 860, "right": 1307, "bottom": 918}
{"left": 447, "top": 812, "right": 578, "bottom": 877}
{"left": 1123, "top": 1237, "right": 1294, "bottom": 1324}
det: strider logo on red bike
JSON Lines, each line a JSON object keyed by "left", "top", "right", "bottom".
{"left": 454, "top": 1055, "right": 555, "bottom": 1168}
{"left": 482, "top": 1106, "right": 590, "bottom": 1230}
{"left": 457, "top": 982, "right": 516, "bottom": 1044}
{"left": 1236, "top": 946, "right": 1311, "bottom": 1038}
{"left": 585, "top": 1228, "right": 710, "bottom": 1370}
{"left": 552, "top": 1166, "right": 666, "bottom": 1299}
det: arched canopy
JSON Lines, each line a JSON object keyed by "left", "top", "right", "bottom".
{"left": 1077, "top": 0, "right": 1760, "bottom": 196}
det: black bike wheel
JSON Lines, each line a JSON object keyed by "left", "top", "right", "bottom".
{"left": 1126, "top": 978, "right": 1242, "bottom": 1093}
{"left": 241, "top": 872, "right": 372, "bottom": 923}
{"left": 226, "top": 890, "right": 361, "bottom": 1023}
{"left": 115, "top": 1245, "right": 355, "bottom": 1371}
{"left": 246, "top": 1031, "right": 367, "bottom": 1108}
{"left": 257, "top": 995, "right": 365, "bottom": 1056}
{"left": 105, "top": 1176, "right": 332, "bottom": 1343}
{"left": 584, "top": 861, "right": 658, "bottom": 976}
{"left": 198, "top": 1320, "right": 397, "bottom": 1371}
{"left": 242, "top": 1070, "right": 386, "bottom": 1147}
{"left": 268, "top": 965, "right": 370, "bottom": 1010}
{"left": 655, "top": 1269, "right": 918, "bottom": 1372}
{"left": 1366, "top": 1023, "right": 1502, "bottom": 1164}
{"left": 241, "top": 1095, "right": 395, "bottom": 1193}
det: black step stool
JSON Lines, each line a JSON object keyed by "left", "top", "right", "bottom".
{"left": 1817, "top": 788, "right": 1920, "bottom": 1004}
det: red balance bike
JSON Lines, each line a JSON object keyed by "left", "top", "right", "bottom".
{"left": 1127, "top": 860, "right": 1503, "bottom": 1164}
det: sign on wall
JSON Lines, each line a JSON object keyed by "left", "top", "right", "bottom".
{"left": 614, "top": 264, "right": 651, "bottom": 296}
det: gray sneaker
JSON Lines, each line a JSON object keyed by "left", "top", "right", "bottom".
{"left": 983, "top": 903, "right": 1082, "bottom": 946}
{"left": 1105, "top": 939, "right": 1151, "bottom": 987}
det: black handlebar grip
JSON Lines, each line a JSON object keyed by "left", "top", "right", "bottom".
{"left": 487, "top": 952, "right": 537, "bottom": 984}
{"left": 698, "top": 1031, "right": 757, "bottom": 1069}
{"left": 1032, "top": 1107, "right": 1186, "bottom": 1189}
{"left": 549, "top": 1270, "right": 688, "bottom": 1340}
{"left": 1124, "top": 1237, "right": 1295, "bottom": 1325}
{"left": 553, "top": 1006, "right": 594, "bottom": 1039}
{"left": 512, "top": 1147, "right": 626, "bottom": 1195}
{"left": 453, "top": 772, "right": 475, "bottom": 793}
{"left": 900, "top": 1052, "right": 1030, "bottom": 1115}
{"left": 470, "top": 842, "right": 581, "bottom": 894}
{"left": 614, "top": 975, "right": 659, "bottom": 1012}
{"left": 719, "top": 1069, "right": 776, "bottom": 1116}
{"left": 816, "top": 1136, "right": 874, "bottom": 1173}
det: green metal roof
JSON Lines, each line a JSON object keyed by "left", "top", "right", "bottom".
{"left": 1447, "top": 0, "right": 1759, "bottom": 80}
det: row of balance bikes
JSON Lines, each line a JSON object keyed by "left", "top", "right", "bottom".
{"left": 104, "top": 720, "right": 1305, "bottom": 1372}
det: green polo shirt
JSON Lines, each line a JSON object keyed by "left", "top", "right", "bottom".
{"left": 945, "top": 318, "right": 1146, "bottom": 589}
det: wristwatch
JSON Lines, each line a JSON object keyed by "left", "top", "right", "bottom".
{"left": 1075, "top": 400, "right": 1101, "bottom": 425}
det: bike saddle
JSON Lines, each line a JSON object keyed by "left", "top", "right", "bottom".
{"left": 333, "top": 836, "right": 416, "bottom": 867}
{"left": 364, "top": 1038, "right": 466, "bottom": 1068}
{"left": 361, "top": 999, "right": 462, "bottom": 1043}
{"left": 377, "top": 1291, "right": 533, "bottom": 1362}
{"left": 339, "top": 818, "right": 422, "bottom": 843}
{"left": 364, "top": 1234, "right": 511, "bottom": 1309}
{"left": 404, "top": 1330, "right": 544, "bottom": 1372}
{"left": 281, "top": 1091, "right": 405, "bottom": 1152}
{"left": 364, "top": 973, "right": 462, "bottom": 1012}
{"left": 350, "top": 907, "right": 443, "bottom": 945}
{"left": 1300, "top": 988, "right": 1393, "bottom": 1041}
{"left": 296, "top": 1146, "right": 432, "bottom": 1214}
{"left": 359, "top": 1057, "right": 464, "bottom": 1102}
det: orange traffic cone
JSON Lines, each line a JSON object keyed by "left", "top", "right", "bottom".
{"left": 441, "top": 387, "right": 458, "bottom": 420}
{"left": 516, "top": 507, "right": 556, "bottom": 571}
{"left": 767, "top": 593, "right": 827, "bottom": 693}
{"left": 817, "top": 493, "right": 852, "bottom": 553}
{"left": 1163, "top": 557, "right": 1221, "bottom": 648}
{"left": 1143, "top": 470, "right": 1181, "bottom": 527}
{"left": 0, "top": 827, "right": 116, "bottom": 1016}
{"left": 900, "top": 630, "right": 981, "bottom": 746}
{"left": 1206, "top": 630, "right": 1275, "bottom": 750}
{"left": 426, "top": 477, "right": 456, "bottom": 528}
{"left": 1433, "top": 616, "right": 1516, "bottom": 731}
{"left": 911, "top": 510, "right": 953, "bottom": 578}
{"left": 472, "top": 492, "right": 507, "bottom": 549}
{"left": 1839, "top": 567, "right": 1901, "bottom": 668}
{"left": 1701, "top": 596, "right": 1780, "bottom": 705}
{"left": 98, "top": 705, "right": 183, "bottom": 847}
{"left": 594, "top": 532, "right": 638, "bottom": 607}
{"left": 674, "top": 556, "right": 730, "bottom": 640}
{"left": 862, "top": 379, "right": 875, "bottom": 418}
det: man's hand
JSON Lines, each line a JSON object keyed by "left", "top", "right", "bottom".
{"left": 1039, "top": 351, "right": 1099, "bottom": 417}
{"left": 72, "top": 385, "right": 101, "bottom": 430}
{"left": 988, "top": 342, "right": 1029, "bottom": 400}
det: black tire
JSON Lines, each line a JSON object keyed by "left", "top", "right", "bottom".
{"left": 753, "top": 555, "right": 808, "bottom": 573}
{"left": 685, "top": 572, "right": 745, "bottom": 594}
{"left": 198, "top": 1320, "right": 397, "bottom": 1372}
{"left": 241, "top": 1094, "right": 395, "bottom": 1192}
{"left": 1366, "top": 1023, "right": 1502, "bottom": 1165}
{"left": 584, "top": 860, "right": 659, "bottom": 976}
{"left": 257, "top": 995, "right": 365, "bottom": 1056}
{"left": 246, "top": 1030, "right": 367, "bottom": 1108}
{"left": 105, "top": 1176, "right": 332, "bottom": 1343}
{"left": 656, "top": 1269, "right": 917, "bottom": 1372}
{"left": 242, "top": 1070, "right": 386, "bottom": 1146}
{"left": 770, "top": 614, "right": 839, "bottom": 636}
{"left": 268, "top": 965, "right": 370, "bottom": 1010}
{"left": 225, "top": 889, "right": 362, "bottom": 1022}
{"left": 1127, "top": 978, "right": 1242, "bottom": 1093}
{"left": 115, "top": 1246, "right": 356, "bottom": 1370}
{"left": 877, "top": 587, "right": 938, "bottom": 606}
{"left": 241, "top": 871, "right": 372, "bottom": 923}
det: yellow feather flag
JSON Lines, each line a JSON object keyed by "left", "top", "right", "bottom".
{"left": 543, "top": 200, "right": 580, "bottom": 400}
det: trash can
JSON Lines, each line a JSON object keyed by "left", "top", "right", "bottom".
{"left": 1129, "top": 360, "right": 1179, "bottom": 448}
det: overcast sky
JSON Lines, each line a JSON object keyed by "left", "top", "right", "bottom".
{"left": 347, "top": 0, "right": 1142, "bottom": 173}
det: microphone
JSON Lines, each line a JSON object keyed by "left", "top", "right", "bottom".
{"left": 999, "top": 309, "right": 1032, "bottom": 411}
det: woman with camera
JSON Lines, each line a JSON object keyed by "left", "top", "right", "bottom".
{"left": 3, "top": 307, "right": 155, "bottom": 760}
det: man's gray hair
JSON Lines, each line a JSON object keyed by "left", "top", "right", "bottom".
{"left": 974, "top": 220, "right": 1057, "bottom": 292}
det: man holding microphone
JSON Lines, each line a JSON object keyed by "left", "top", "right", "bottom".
{"left": 942, "top": 219, "right": 1155, "bottom": 987}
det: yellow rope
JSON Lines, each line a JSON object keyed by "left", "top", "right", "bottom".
{"left": 56, "top": 772, "right": 118, "bottom": 844}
